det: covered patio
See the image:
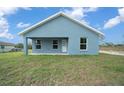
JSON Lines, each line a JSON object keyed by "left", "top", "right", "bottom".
{"left": 23, "top": 37, "right": 68, "bottom": 55}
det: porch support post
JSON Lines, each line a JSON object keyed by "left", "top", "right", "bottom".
{"left": 23, "top": 37, "right": 28, "bottom": 55}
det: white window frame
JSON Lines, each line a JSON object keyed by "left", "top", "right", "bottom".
{"left": 35, "top": 40, "right": 42, "bottom": 49}
{"left": 52, "top": 40, "right": 59, "bottom": 49}
{"left": 80, "top": 37, "right": 88, "bottom": 51}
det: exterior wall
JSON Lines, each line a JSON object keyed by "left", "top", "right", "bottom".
{"left": 32, "top": 38, "right": 68, "bottom": 53}
{"left": 0, "top": 45, "right": 14, "bottom": 52}
{"left": 23, "top": 16, "right": 99, "bottom": 55}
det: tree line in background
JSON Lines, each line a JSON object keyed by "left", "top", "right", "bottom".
{"left": 15, "top": 43, "right": 32, "bottom": 49}
{"left": 100, "top": 42, "right": 124, "bottom": 46}
{"left": 100, "top": 42, "right": 124, "bottom": 47}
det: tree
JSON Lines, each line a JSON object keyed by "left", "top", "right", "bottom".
{"left": 15, "top": 43, "right": 23, "bottom": 48}
{"left": 15, "top": 43, "right": 32, "bottom": 49}
{"left": 105, "top": 42, "right": 114, "bottom": 46}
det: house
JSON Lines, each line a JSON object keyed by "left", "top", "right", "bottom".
{"left": 0, "top": 41, "right": 15, "bottom": 52}
{"left": 19, "top": 12, "right": 104, "bottom": 55}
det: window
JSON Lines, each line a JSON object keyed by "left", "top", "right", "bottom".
{"left": 53, "top": 40, "right": 58, "bottom": 49}
{"left": 80, "top": 38, "right": 87, "bottom": 50}
{"left": 1, "top": 45, "right": 5, "bottom": 49}
{"left": 35, "top": 40, "right": 42, "bottom": 49}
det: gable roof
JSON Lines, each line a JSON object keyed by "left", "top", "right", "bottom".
{"left": 18, "top": 12, "right": 104, "bottom": 38}
{"left": 0, "top": 41, "right": 15, "bottom": 46}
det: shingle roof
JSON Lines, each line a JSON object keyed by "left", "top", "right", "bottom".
{"left": 0, "top": 41, "right": 15, "bottom": 46}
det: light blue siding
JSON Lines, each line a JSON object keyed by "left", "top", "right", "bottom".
{"left": 32, "top": 38, "right": 68, "bottom": 53}
{"left": 23, "top": 16, "right": 99, "bottom": 55}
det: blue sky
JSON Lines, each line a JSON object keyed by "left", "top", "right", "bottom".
{"left": 0, "top": 7, "right": 124, "bottom": 44}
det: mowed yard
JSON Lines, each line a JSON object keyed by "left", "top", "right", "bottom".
{"left": 0, "top": 52, "right": 124, "bottom": 86}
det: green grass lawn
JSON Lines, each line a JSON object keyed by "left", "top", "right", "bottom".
{"left": 0, "top": 52, "right": 124, "bottom": 86}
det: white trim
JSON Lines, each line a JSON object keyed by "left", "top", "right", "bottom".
{"left": 18, "top": 12, "right": 62, "bottom": 35}
{"left": 52, "top": 39, "right": 59, "bottom": 49}
{"left": 35, "top": 39, "right": 42, "bottom": 49}
{"left": 18, "top": 12, "right": 104, "bottom": 38}
{"left": 80, "top": 37, "right": 88, "bottom": 51}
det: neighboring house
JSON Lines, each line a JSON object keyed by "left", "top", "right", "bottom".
{"left": 19, "top": 12, "right": 104, "bottom": 55}
{"left": 0, "top": 41, "right": 15, "bottom": 52}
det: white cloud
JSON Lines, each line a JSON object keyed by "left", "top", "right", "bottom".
{"left": 84, "top": 7, "right": 98, "bottom": 12}
{"left": 17, "top": 22, "right": 31, "bottom": 29}
{"left": 118, "top": 8, "right": 124, "bottom": 21}
{"left": 0, "top": 7, "right": 31, "bottom": 39}
{"left": 62, "top": 7, "right": 98, "bottom": 24}
{"left": 0, "top": 7, "right": 31, "bottom": 17}
{"left": 0, "top": 7, "right": 18, "bottom": 17}
{"left": 22, "top": 7, "right": 32, "bottom": 11}
{"left": 94, "top": 24, "right": 102, "bottom": 30}
{"left": 104, "top": 8, "right": 124, "bottom": 29}
{"left": 0, "top": 17, "right": 14, "bottom": 39}
{"left": 63, "top": 8, "right": 85, "bottom": 20}
{"left": 104, "top": 16, "right": 120, "bottom": 29}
